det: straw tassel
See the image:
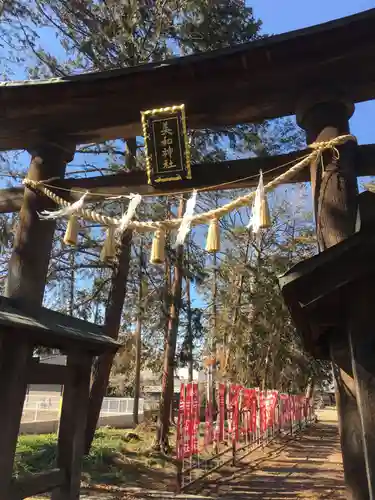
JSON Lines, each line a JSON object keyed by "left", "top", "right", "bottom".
{"left": 150, "top": 228, "right": 166, "bottom": 265}
{"left": 63, "top": 215, "right": 79, "bottom": 246}
{"left": 100, "top": 226, "right": 116, "bottom": 263}
{"left": 205, "top": 218, "right": 220, "bottom": 252}
{"left": 259, "top": 195, "right": 271, "bottom": 229}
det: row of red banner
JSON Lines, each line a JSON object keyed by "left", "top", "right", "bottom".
{"left": 177, "top": 382, "right": 312, "bottom": 459}
{"left": 177, "top": 383, "right": 200, "bottom": 458}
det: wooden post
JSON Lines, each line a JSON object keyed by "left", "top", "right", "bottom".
{"left": 175, "top": 460, "right": 183, "bottom": 494}
{"left": 0, "top": 141, "right": 74, "bottom": 497}
{"left": 232, "top": 437, "right": 236, "bottom": 467}
{"left": 298, "top": 99, "right": 369, "bottom": 499}
{"left": 52, "top": 352, "right": 92, "bottom": 500}
{"left": 0, "top": 339, "right": 33, "bottom": 497}
{"left": 345, "top": 189, "right": 375, "bottom": 500}
{"left": 347, "top": 242, "right": 375, "bottom": 497}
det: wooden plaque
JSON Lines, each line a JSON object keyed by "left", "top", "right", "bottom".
{"left": 141, "top": 104, "right": 191, "bottom": 185}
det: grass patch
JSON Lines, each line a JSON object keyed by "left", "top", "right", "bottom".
{"left": 15, "top": 424, "right": 176, "bottom": 490}
{"left": 15, "top": 433, "right": 57, "bottom": 477}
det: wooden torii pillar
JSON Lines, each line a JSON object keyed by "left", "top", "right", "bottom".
{"left": 0, "top": 141, "right": 74, "bottom": 496}
{"left": 6, "top": 142, "right": 75, "bottom": 304}
{"left": 296, "top": 96, "right": 371, "bottom": 499}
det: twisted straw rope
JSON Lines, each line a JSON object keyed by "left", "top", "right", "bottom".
{"left": 23, "top": 134, "right": 356, "bottom": 233}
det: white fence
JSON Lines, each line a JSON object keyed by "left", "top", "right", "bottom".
{"left": 22, "top": 394, "right": 144, "bottom": 423}
{"left": 101, "top": 397, "right": 144, "bottom": 415}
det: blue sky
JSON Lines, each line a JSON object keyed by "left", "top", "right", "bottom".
{"left": 250, "top": 0, "right": 374, "bottom": 32}
{"left": 249, "top": 0, "right": 375, "bottom": 146}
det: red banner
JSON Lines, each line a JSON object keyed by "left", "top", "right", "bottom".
{"left": 213, "top": 383, "right": 225, "bottom": 444}
{"left": 242, "top": 388, "right": 256, "bottom": 434}
{"left": 266, "top": 391, "right": 278, "bottom": 428}
{"left": 259, "top": 391, "right": 266, "bottom": 432}
{"left": 279, "top": 393, "right": 289, "bottom": 427}
{"left": 177, "top": 382, "right": 312, "bottom": 462}
{"left": 219, "top": 383, "right": 225, "bottom": 441}
{"left": 177, "top": 384, "right": 185, "bottom": 459}
{"left": 177, "top": 383, "right": 200, "bottom": 458}
{"left": 184, "top": 384, "right": 193, "bottom": 457}
{"left": 229, "top": 385, "right": 241, "bottom": 441}
{"left": 191, "top": 383, "right": 199, "bottom": 455}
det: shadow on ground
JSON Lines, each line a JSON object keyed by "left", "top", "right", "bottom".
{"left": 192, "top": 419, "right": 345, "bottom": 499}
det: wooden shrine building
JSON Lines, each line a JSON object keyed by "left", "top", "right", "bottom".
{"left": 1, "top": 7, "right": 375, "bottom": 499}
{"left": 0, "top": 297, "right": 119, "bottom": 498}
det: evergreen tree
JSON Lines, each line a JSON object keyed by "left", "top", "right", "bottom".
{"left": 0, "top": 1, "right": 324, "bottom": 455}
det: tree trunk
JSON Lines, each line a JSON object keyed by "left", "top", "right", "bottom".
{"left": 261, "top": 343, "right": 272, "bottom": 392}
{"left": 85, "top": 138, "right": 136, "bottom": 453}
{"left": 84, "top": 229, "right": 132, "bottom": 453}
{"left": 154, "top": 198, "right": 185, "bottom": 452}
{"left": 305, "top": 377, "right": 315, "bottom": 400}
{"left": 186, "top": 275, "right": 193, "bottom": 383}
{"left": 133, "top": 239, "right": 143, "bottom": 427}
{"left": 225, "top": 229, "right": 252, "bottom": 379}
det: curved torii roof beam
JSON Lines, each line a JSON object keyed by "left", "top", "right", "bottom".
{"left": 1, "top": 9, "right": 375, "bottom": 151}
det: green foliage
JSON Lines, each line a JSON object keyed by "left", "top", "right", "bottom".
{"left": 15, "top": 426, "right": 175, "bottom": 486}
{"left": 199, "top": 187, "right": 331, "bottom": 392}
{"left": 14, "top": 433, "right": 57, "bottom": 477}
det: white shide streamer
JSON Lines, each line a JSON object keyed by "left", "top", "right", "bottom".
{"left": 116, "top": 193, "right": 142, "bottom": 234}
{"left": 174, "top": 190, "right": 198, "bottom": 248}
{"left": 247, "top": 170, "right": 264, "bottom": 235}
{"left": 39, "top": 191, "right": 88, "bottom": 220}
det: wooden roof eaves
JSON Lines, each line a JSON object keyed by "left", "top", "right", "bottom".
{"left": 0, "top": 296, "right": 119, "bottom": 354}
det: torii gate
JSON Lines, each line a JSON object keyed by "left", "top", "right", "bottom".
{"left": 1, "top": 8, "right": 375, "bottom": 499}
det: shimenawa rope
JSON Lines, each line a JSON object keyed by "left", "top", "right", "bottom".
{"left": 23, "top": 134, "right": 356, "bottom": 233}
